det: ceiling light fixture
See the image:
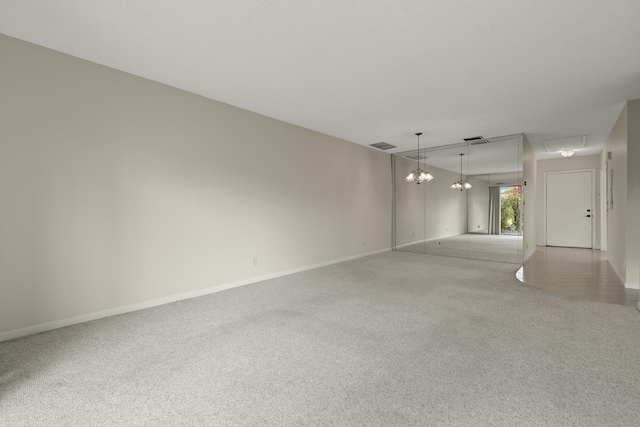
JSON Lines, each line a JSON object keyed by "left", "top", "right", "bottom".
{"left": 560, "top": 148, "right": 575, "bottom": 157}
{"left": 405, "top": 132, "right": 434, "bottom": 184}
{"left": 451, "top": 153, "right": 472, "bottom": 191}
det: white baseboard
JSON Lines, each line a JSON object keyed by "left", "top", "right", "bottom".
{"left": 469, "top": 228, "right": 489, "bottom": 234}
{"left": 0, "top": 247, "right": 391, "bottom": 342}
{"left": 523, "top": 249, "right": 535, "bottom": 264}
{"left": 395, "top": 239, "right": 426, "bottom": 249}
{"left": 607, "top": 259, "right": 626, "bottom": 286}
{"left": 606, "top": 259, "right": 638, "bottom": 290}
{"left": 625, "top": 282, "right": 639, "bottom": 290}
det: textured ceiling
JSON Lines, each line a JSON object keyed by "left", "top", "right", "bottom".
{"left": 1, "top": 1, "right": 639, "bottom": 160}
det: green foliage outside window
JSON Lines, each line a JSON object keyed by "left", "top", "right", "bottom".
{"left": 501, "top": 186, "right": 521, "bottom": 233}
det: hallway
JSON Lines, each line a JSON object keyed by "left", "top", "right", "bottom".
{"left": 517, "top": 246, "right": 639, "bottom": 307}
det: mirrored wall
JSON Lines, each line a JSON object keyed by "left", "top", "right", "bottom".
{"left": 392, "top": 134, "right": 523, "bottom": 265}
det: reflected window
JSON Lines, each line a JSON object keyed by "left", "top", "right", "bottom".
{"left": 500, "top": 186, "right": 522, "bottom": 236}
{"left": 392, "top": 134, "right": 524, "bottom": 265}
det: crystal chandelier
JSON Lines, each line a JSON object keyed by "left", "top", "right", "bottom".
{"left": 405, "top": 132, "right": 434, "bottom": 184}
{"left": 451, "top": 153, "right": 472, "bottom": 191}
{"left": 560, "top": 148, "right": 575, "bottom": 157}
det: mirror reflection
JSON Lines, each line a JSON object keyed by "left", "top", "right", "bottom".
{"left": 393, "top": 135, "right": 523, "bottom": 265}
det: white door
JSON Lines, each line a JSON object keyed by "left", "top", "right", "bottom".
{"left": 546, "top": 170, "right": 593, "bottom": 248}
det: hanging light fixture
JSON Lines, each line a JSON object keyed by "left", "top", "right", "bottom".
{"left": 451, "top": 153, "right": 472, "bottom": 191}
{"left": 560, "top": 148, "right": 575, "bottom": 157}
{"left": 405, "top": 132, "right": 434, "bottom": 184}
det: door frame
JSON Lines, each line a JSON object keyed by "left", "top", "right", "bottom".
{"left": 600, "top": 162, "right": 607, "bottom": 251}
{"left": 543, "top": 169, "right": 596, "bottom": 248}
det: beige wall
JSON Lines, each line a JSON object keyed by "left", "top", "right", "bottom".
{"left": 523, "top": 136, "right": 537, "bottom": 262}
{"left": 394, "top": 156, "right": 467, "bottom": 246}
{"left": 600, "top": 105, "right": 628, "bottom": 284}
{"left": 535, "top": 155, "right": 601, "bottom": 247}
{"left": 624, "top": 99, "right": 640, "bottom": 288}
{"left": 467, "top": 175, "right": 489, "bottom": 233}
{"left": 0, "top": 35, "right": 392, "bottom": 338}
{"left": 425, "top": 165, "right": 468, "bottom": 240}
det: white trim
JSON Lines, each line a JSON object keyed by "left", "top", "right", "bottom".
{"left": 395, "top": 239, "right": 426, "bottom": 249}
{"left": 600, "top": 162, "right": 608, "bottom": 252}
{"left": 606, "top": 259, "right": 637, "bottom": 289}
{"left": 543, "top": 169, "right": 596, "bottom": 248}
{"left": 0, "top": 247, "right": 391, "bottom": 342}
{"left": 523, "top": 250, "right": 534, "bottom": 264}
{"left": 608, "top": 259, "right": 626, "bottom": 286}
{"left": 591, "top": 169, "right": 596, "bottom": 248}
{"left": 469, "top": 228, "right": 489, "bottom": 234}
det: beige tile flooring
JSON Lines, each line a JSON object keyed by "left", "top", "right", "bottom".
{"left": 517, "top": 246, "right": 639, "bottom": 307}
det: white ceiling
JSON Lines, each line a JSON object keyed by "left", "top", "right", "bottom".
{"left": 1, "top": 1, "right": 639, "bottom": 160}
{"left": 398, "top": 135, "right": 522, "bottom": 175}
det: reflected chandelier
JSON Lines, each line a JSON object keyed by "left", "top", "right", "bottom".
{"left": 451, "top": 153, "right": 472, "bottom": 191}
{"left": 405, "top": 132, "right": 434, "bottom": 184}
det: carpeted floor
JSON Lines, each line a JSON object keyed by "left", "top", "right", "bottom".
{"left": 398, "top": 233, "right": 523, "bottom": 264}
{"left": 1, "top": 251, "right": 639, "bottom": 426}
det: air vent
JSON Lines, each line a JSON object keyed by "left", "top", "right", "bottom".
{"left": 469, "top": 140, "right": 489, "bottom": 145}
{"left": 463, "top": 136, "right": 484, "bottom": 141}
{"left": 406, "top": 154, "right": 427, "bottom": 161}
{"left": 370, "top": 142, "right": 396, "bottom": 150}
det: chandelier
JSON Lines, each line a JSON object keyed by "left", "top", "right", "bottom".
{"left": 451, "top": 153, "right": 472, "bottom": 191}
{"left": 405, "top": 132, "right": 434, "bottom": 184}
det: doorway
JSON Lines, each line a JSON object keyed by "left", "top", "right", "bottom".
{"left": 544, "top": 170, "right": 595, "bottom": 248}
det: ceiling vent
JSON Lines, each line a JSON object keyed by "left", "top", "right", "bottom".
{"left": 405, "top": 154, "right": 427, "bottom": 161}
{"left": 542, "top": 135, "right": 587, "bottom": 152}
{"left": 370, "top": 142, "right": 396, "bottom": 150}
{"left": 463, "top": 136, "right": 484, "bottom": 141}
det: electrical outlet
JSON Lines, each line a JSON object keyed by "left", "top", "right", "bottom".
{"left": 252, "top": 257, "right": 258, "bottom": 267}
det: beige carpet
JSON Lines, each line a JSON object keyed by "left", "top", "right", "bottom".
{"left": 1, "top": 251, "right": 638, "bottom": 426}
{"left": 398, "top": 233, "right": 523, "bottom": 264}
